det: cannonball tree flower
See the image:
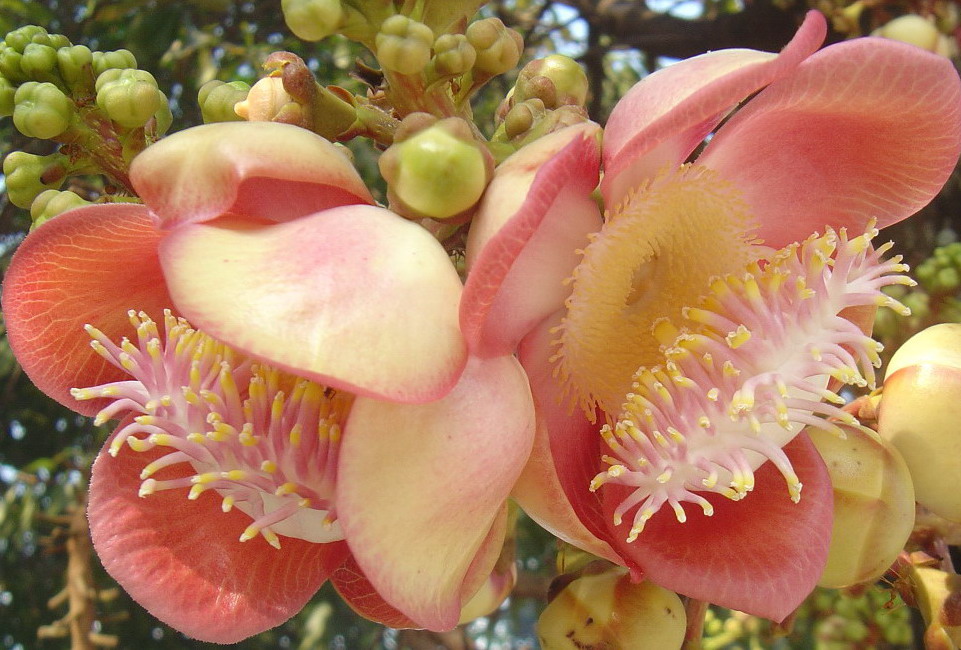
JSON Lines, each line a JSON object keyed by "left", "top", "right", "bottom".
{"left": 461, "top": 10, "right": 961, "bottom": 620}
{"left": 1, "top": 121, "right": 535, "bottom": 642}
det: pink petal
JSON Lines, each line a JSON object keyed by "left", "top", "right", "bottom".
{"left": 88, "top": 436, "right": 349, "bottom": 643}
{"left": 511, "top": 412, "right": 620, "bottom": 563}
{"left": 159, "top": 206, "right": 467, "bottom": 403}
{"left": 600, "top": 434, "right": 832, "bottom": 622}
{"left": 601, "top": 11, "right": 826, "bottom": 205}
{"left": 1, "top": 205, "right": 174, "bottom": 416}
{"left": 131, "top": 122, "right": 373, "bottom": 229}
{"left": 332, "top": 505, "right": 508, "bottom": 628}
{"left": 699, "top": 37, "right": 961, "bottom": 248}
{"left": 516, "top": 314, "right": 618, "bottom": 557}
{"left": 336, "top": 355, "right": 534, "bottom": 630}
{"left": 461, "top": 123, "right": 603, "bottom": 358}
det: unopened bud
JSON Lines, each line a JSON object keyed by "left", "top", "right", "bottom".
{"left": 198, "top": 79, "right": 250, "bottom": 123}
{"left": 2, "top": 151, "right": 67, "bottom": 208}
{"left": 20, "top": 43, "right": 58, "bottom": 80}
{"left": 380, "top": 115, "right": 493, "bottom": 220}
{"left": 92, "top": 49, "right": 137, "bottom": 77}
{"left": 12, "top": 81, "right": 73, "bottom": 139}
{"left": 57, "top": 45, "right": 94, "bottom": 87}
{"left": 0, "top": 76, "right": 14, "bottom": 117}
{"left": 515, "top": 55, "right": 588, "bottom": 109}
{"left": 95, "top": 69, "right": 165, "bottom": 129}
{"left": 4, "top": 26, "right": 52, "bottom": 53}
{"left": 537, "top": 567, "right": 686, "bottom": 650}
{"left": 809, "top": 423, "right": 914, "bottom": 588}
{"left": 466, "top": 18, "right": 523, "bottom": 76}
{"left": 376, "top": 15, "right": 434, "bottom": 76}
{"left": 458, "top": 547, "right": 517, "bottom": 624}
{"left": 432, "top": 34, "right": 476, "bottom": 76}
{"left": 30, "top": 189, "right": 90, "bottom": 229}
{"left": 234, "top": 76, "right": 293, "bottom": 122}
{"left": 873, "top": 15, "right": 941, "bottom": 52}
{"left": 282, "top": 0, "right": 344, "bottom": 41}
{"left": 0, "top": 46, "right": 26, "bottom": 83}
{"left": 880, "top": 323, "right": 961, "bottom": 522}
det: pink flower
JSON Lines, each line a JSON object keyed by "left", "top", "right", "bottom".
{"left": 461, "top": 11, "right": 961, "bottom": 620}
{"left": 1, "top": 121, "right": 534, "bottom": 642}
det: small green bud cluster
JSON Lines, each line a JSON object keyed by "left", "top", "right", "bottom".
{"left": 2, "top": 150, "right": 69, "bottom": 208}
{"left": 199, "top": 80, "right": 251, "bottom": 123}
{"left": 30, "top": 189, "right": 91, "bottom": 229}
{"left": 916, "top": 241, "right": 961, "bottom": 294}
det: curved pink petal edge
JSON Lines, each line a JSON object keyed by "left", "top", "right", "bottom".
{"left": 461, "top": 124, "right": 603, "bottom": 358}
{"left": 159, "top": 205, "right": 468, "bottom": 403}
{"left": 516, "top": 314, "right": 617, "bottom": 555}
{"left": 699, "top": 36, "right": 961, "bottom": 249}
{"left": 131, "top": 122, "right": 374, "bottom": 228}
{"left": 601, "top": 433, "right": 833, "bottom": 621}
{"left": 331, "top": 505, "right": 509, "bottom": 629}
{"left": 88, "top": 435, "right": 349, "bottom": 643}
{"left": 601, "top": 11, "right": 827, "bottom": 204}
{"left": 1, "top": 205, "right": 175, "bottom": 416}
{"left": 336, "top": 355, "right": 534, "bottom": 630}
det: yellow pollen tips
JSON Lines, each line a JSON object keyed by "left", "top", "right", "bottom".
{"left": 188, "top": 484, "right": 206, "bottom": 500}
{"left": 221, "top": 495, "right": 235, "bottom": 513}
{"left": 725, "top": 325, "right": 751, "bottom": 349}
{"left": 275, "top": 482, "right": 299, "bottom": 496}
{"left": 261, "top": 460, "right": 277, "bottom": 473}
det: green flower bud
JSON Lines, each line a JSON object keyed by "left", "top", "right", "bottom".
{"left": 29, "top": 189, "right": 90, "bottom": 229}
{"left": 13, "top": 81, "right": 74, "bottom": 139}
{"left": 57, "top": 45, "right": 94, "bottom": 87}
{"left": 92, "top": 49, "right": 137, "bottom": 77}
{"left": 152, "top": 93, "right": 173, "bottom": 135}
{"left": 4, "top": 26, "right": 51, "bottom": 53}
{"left": 198, "top": 80, "right": 250, "bottom": 123}
{"left": 380, "top": 115, "right": 493, "bottom": 220}
{"left": 466, "top": 18, "right": 523, "bottom": 76}
{"left": 432, "top": 34, "right": 476, "bottom": 76}
{"left": 2, "top": 151, "right": 67, "bottom": 209}
{"left": 95, "top": 69, "right": 164, "bottom": 128}
{"left": 935, "top": 266, "right": 961, "bottom": 292}
{"left": 48, "top": 34, "right": 71, "bottom": 50}
{"left": 537, "top": 567, "right": 686, "bottom": 650}
{"left": 0, "top": 45, "right": 26, "bottom": 83}
{"left": 375, "top": 15, "right": 434, "bottom": 76}
{"left": 0, "top": 76, "right": 14, "bottom": 117}
{"left": 874, "top": 14, "right": 941, "bottom": 52}
{"left": 880, "top": 323, "right": 961, "bottom": 522}
{"left": 810, "top": 423, "right": 915, "bottom": 589}
{"left": 282, "top": 0, "right": 344, "bottom": 41}
{"left": 516, "top": 55, "right": 589, "bottom": 108}
{"left": 20, "top": 43, "right": 59, "bottom": 80}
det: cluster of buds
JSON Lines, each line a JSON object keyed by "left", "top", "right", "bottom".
{"left": 820, "top": 0, "right": 961, "bottom": 56}
{"left": 1, "top": 25, "right": 173, "bottom": 221}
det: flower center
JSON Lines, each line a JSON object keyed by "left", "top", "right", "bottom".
{"left": 552, "top": 164, "right": 761, "bottom": 417}
{"left": 72, "top": 310, "right": 352, "bottom": 549}
{"left": 590, "top": 224, "right": 913, "bottom": 542}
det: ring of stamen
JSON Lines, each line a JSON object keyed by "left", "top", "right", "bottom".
{"left": 72, "top": 310, "right": 352, "bottom": 549}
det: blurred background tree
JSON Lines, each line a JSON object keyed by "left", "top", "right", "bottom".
{"left": 1, "top": 0, "right": 959, "bottom": 648}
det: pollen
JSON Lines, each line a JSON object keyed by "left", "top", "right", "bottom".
{"left": 592, "top": 225, "right": 911, "bottom": 542}
{"left": 71, "top": 310, "right": 353, "bottom": 549}
{"left": 552, "top": 164, "right": 762, "bottom": 417}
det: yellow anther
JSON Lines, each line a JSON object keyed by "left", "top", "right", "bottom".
{"left": 138, "top": 479, "right": 157, "bottom": 497}
{"left": 149, "top": 433, "right": 175, "bottom": 446}
{"left": 222, "top": 470, "right": 247, "bottom": 481}
{"left": 289, "top": 423, "right": 302, "bottom": 447}
{"left": 192, "top": 472, "right": 220, "bottom": 485}
{"left": 140, "top": 462, "right": 161, "bottom": 479}
{"left": 261, "top": 460, "right": 277, "bottom": 473}
{"left": 187, "top": 432, "right": 206, "bottom": 444}
{"left": 127, "top": 437, "right": 152, "bottom": 452}
{"left": 651, "top": 317, "right": 680, "bottom": 347}
{"left": 239, "top": 525, "right": 259, "bottom": 543}
{"left": 298, "top": 498, "right": 311, "bottom": 508}
{"left": 725, "top": 325, "right": 751, "bottom": 349}
{"left": 722, "top": 361, "right": 740, "bottom": 377}
{"left": 671, "top": 501, "right": 687, "bottom": 523}
{"left": 667, "top": 427, "right": 685, "bottom": 442}
{"left": 188, "top": 484, "right": 206, "bottom": 500}
{"left": 697, "top": 416, "right": 711, "bottom": 429}
{"left": 707, "top": 387, "right": 720, "bottom": 402}
{"left": 275, "top": 482, "right": 298, "bottom": 496}
{"left": 656, "top": 468, "right": 673, "bottom": 483}
{"left": 222, "top": 495, "right": 235, "bottom": 512}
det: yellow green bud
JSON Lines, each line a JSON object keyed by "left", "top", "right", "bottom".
{"left": 20, "top": 43, "right": 59, "bottom": 81}
{"left": 234, "top": 76, "right": 293, "bottom": 122}
{"left": 466, "top": 18, "right": 523, "bottom": 76}
{"left": 0, "top": 46, "right": 26, "bottom": 83}
{"left": 282, "top": 0, "right": 344, "bottom": 41}
{"left": 13, "top": 81, "right": 73, "bottom": 139}
{"left": 380, "top": 115, "right": 493, "bottom": 220}
{"left": 874, "top": 15, "right": 941, "bottom": 52}
{"left": 537, "top": 567, "right": 686, "bottom": 650}
{"left": 92, "top": 49, "right": 137, "bottom": 77}
{"left": 57, "top": 45, "right": 94, "bottom": 87}
{"left": 29, "top": 189, "right": 91, "bottom": 229}
{"left": 905, "top": 564, "right": 961, "bottom": 648}
{"left": 95, "top": 69, "right": 165, "bottom": 129}
{"left": 432, "top": 34, "right": 476, "bottom": 77}
{"left": 48, "top": 34, "right": 71, "bottom": 50}
{"left": 2, "top": 151, "right": 67, "bottom": 209}
{"left": 198, "top": 79, "right": 250, "bottom": 123}
{"left": 0, "top": 76, "right": 14, "bottom": 117}
{"left": 4, "top": 26, "right": 52, "bottom": 53}
{"left": 809, "top": 423, "right": 914, "bottom": 588}
{"left": 375, "top": 15, "right": 434, "bottom": 76}
{"left": 880, "top": 323, "right": 961, "bottom": 522}
{"left": 516, "top": 55, "right": 589, "bottom": 108}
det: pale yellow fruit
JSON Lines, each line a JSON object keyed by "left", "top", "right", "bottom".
{"left": 880, "top": 324, "right": 961, "bottom": 522}
{"left": 537, "top": 568, "right": 686, "bottom": 650}
{"left": 810, "top": 424, "right": 915, "bottom": 588}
